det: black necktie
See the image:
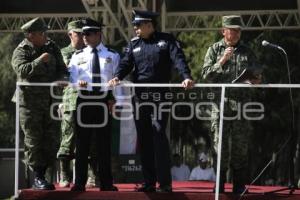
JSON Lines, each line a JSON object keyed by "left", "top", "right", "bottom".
{"left": 92, "top": 48, "right": 101, "bottom": 91}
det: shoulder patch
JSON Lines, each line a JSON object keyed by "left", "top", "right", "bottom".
{"left": 75, "top": 49, "right": 83, "bottom": 54}
{"left": 131, "top": 36, "right": 139, "bottom": 41}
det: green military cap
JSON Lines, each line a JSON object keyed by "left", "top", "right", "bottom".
{"left": 67, "top": 20, "right": 83, "bottom": 32}
{"left": 21, "top": 17, "right": 48, "bottom": 33}
{"left": 222, "top": 15, "right": 243, "bottom": 28}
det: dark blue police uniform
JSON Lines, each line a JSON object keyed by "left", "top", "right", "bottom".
{"left": 114, "top": 10, "right": 192, "bottom": 191}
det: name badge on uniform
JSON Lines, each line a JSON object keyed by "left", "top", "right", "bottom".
{"left": 133, "top": 47, "right": 141, "bottom": 53}
{"left": 105, "top": 57, "right": 112, "bottom": 63}
{"left": 157, "top": 40, "right": 167, "bottom": 48}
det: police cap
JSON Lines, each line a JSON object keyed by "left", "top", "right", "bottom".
{"left": 81, "top": 18, "right": 103, "bottom": 32}
{"left": 67, "top": 20, "right": 83, "bottom": 32}
{"left": 222, "top": 15, "right": 243, "bottom": 29}
{"left": 132, "top": 9, "right": 159, "bottom": 25}
{"left": 21, "top": 17, "right": 48, "bottom": 33}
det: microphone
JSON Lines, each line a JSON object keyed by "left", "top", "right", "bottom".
{"left": 261, "top": 40, "right": 283, "bottom": 50}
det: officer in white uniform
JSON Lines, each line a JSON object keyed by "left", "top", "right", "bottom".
{"left": 69, "top": 18, "right": 119, "bottom": 192}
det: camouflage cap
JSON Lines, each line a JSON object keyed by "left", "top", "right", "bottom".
{"left": 21, "top": 17, "right": 48, "bottom": 33}
{"left": 67, "top": 20, "right": 83, "bottom": 32}
{"left": 222, "top": 15, "right": 242, "bottom": 28}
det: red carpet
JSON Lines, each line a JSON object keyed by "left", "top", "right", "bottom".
{"left": 18, "top": 181, "right": 300, "bottom": 200}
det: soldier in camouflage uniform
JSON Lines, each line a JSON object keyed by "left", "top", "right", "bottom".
{"left": 57, "top": 20, "right": 85, "bottom": 187}
{"left": 201, "top": 15, "right": 262, "bottom": 194}
{"left": 11, "top": 17, "right": 67, "bottom": 190}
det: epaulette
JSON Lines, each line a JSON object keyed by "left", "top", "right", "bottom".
{"left": 107, "top": 48, "right": 117, "bottom": 54}
{"left": 18, "top": 40, "right": 30, "bottom": 48}
{"left": 75, "top": 49, "right": 83, "bottom": 54}
{"left": 131, "top": 36, "right": 139, "bottom": 41}
{"left": 18, "top": 42, "right": 26, "bottom": 48}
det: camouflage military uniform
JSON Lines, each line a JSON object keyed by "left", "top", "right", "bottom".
{"left": 202, "top": 38, "right": 260, "bottom": 190}
{"left": 12, "top": 38, "right": 66, "bottom": 175}
{"left": 57, "top": 44, "right": 77, "bottom": 157}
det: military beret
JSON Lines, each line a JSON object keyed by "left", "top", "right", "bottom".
{"left": 21, "top": 17, "right": 48, "bottom": 33}
{"left": 132, "top": 9, "right": 159, "bottom": 25}
{"left": 67, "top": 20, "right": 83, "bottom": 32}
{"left": 222, "top": 15, "right": 243, "bottom": 29}
{"left": 81, "top": 18, "right": 103, "bottom": 32}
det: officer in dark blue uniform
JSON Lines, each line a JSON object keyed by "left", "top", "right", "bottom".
{"left": 109, "top": 10, "right": 194, "bottom": 192}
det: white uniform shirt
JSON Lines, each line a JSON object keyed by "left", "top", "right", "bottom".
{"left": 69, "top": 43, "right": 120, "bottom": 92}
{"left": 171, "top": 164, "right": 190, "bottom": 181}
{"left": 189, "top": 166, "right": 216, "bottom": 181}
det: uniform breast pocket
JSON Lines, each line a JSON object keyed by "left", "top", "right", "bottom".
{"left": 238, "top": 60, "right": 250, "bottom": 69}
{"left": 78, "top": 64, "right": 90, "bottom": 79}
{"left": 103, "top": 63, "right": 113, "bottom": 81}
{"left": 133, "top": 50, "right": 143, "bottom": 62}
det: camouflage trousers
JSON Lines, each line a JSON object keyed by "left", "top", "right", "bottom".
{"left": 210, "top": 102, "right": 251, "bottom": 172}
{"left": 20, "top": 105, "right": 59, "bottom": 170}
{"left": 57, "top": 87, "right": 77, "bottom": 157}
{"left": 57, "top": 110, "right": 76, "bottom": 157}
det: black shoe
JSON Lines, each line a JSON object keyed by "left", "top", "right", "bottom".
{"left": 157, "top": 185, "right": 172, "bottom": 193}
{"left": 70, "top": 184, "right": 86, "bottom": 192}
{"left": 100, "top": 185, "right": 118, "bottom": 191}
{"left": 135, "top": 184, "right": 156, "bottom": 192}
{"left": 32, "top": 177, "right": 55, "bottom": 190}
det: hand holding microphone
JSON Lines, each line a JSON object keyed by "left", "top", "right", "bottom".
{"left": 219, "top": 47, "right": 235, "bottom": 66}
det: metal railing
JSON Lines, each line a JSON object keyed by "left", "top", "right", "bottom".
{"left": 14, "top": 81, "right": 300, "bottom": 200}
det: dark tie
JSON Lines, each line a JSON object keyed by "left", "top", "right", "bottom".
{"left": 92, "top": 48, "right": 101, "bottom": 91}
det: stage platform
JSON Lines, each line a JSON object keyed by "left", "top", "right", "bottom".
{"left": 17, "top": 181, "right": 300, "bottom": 200}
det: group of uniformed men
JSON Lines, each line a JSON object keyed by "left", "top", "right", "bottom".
{"left": 11, "top": 8, "right": 262, "bottom": 194}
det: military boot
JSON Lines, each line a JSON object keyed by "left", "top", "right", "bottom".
{"left": 59, "top": 160, "right": 71, "bottom": 187}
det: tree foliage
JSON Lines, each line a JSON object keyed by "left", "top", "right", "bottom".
{"left": 0, "top": 33, "right": 21, "bottom": 148}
